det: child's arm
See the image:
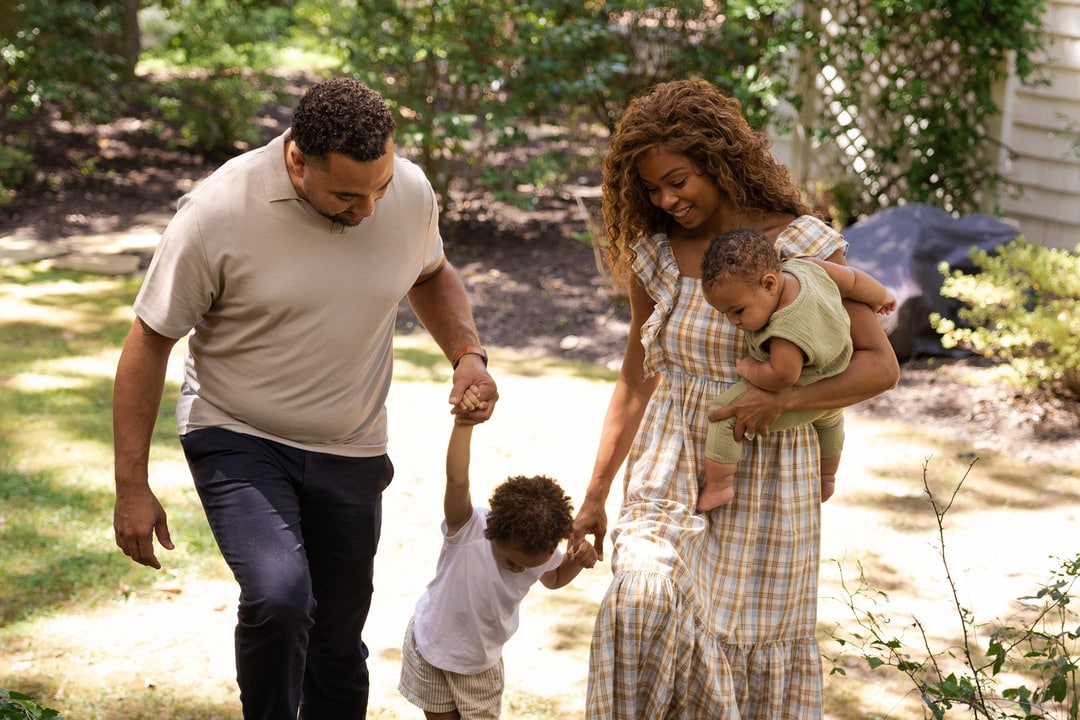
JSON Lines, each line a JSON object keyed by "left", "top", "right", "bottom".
{"left": 540, "top": 539, "right": 599, "bottom": 589}
{"left": 804, "top": 257, "right": 896, "bottom": 315}
{"left": 444, "top": 386, "right": 484, "bottom": 535}
{"left": 736, "top": 336, "right": 806, "bottom": 391}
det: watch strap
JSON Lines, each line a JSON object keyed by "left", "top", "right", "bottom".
{"left": 450, "top": 344, "right": 488, "bottom": 368}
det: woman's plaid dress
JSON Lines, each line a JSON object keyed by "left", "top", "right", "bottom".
{"left": 586, "top": 215, "right": 847, "bottom": 719}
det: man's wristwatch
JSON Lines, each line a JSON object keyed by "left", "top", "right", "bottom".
{"left": 450, "top": 344, "right": 488, "bottom": 368}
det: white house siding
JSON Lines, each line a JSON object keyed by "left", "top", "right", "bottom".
{"left": 999, "top": 0, "right": 1080, "bottom": 250}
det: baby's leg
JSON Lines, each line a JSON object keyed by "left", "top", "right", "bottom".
{"left": 819, "top": 454, "right": 840, "bottom": 503}
{"left": 699, "top": 458, "right": 736, "bottom": 511}
{"left": 703, "top": 382, "right": 748, "bottom": 512}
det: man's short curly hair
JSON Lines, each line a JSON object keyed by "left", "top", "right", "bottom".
{"left": 701, "top": 227, "right": 782, "bottom": 291}
{"left": 484, "top": 475, "right": 574, "bottom": 556}
{"left": 290, "top": 77, "right": 395, "bottom": 162}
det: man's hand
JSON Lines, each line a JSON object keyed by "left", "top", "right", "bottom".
{"left": 114, "top": 486, "right": 174, "bottom": 570}
{"left": 449, "top": 355, "right": 498, "bottom": 425}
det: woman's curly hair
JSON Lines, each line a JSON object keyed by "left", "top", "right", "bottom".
{"left": 290, "top": 77, "right": 395, "bottom": 162}
{"left": 484, "top": 475, "right": 574, "bottom": 556}
{"left": 601, "top": 79, "right": 815, "bottom": 283}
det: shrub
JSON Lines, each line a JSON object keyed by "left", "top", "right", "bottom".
{"left": 0, "top": 689, "right": 62, "bottom": 719}
{"left": 827, "top": 460, "right": 1080, "bottom": 719}
{"left": 138, "top": 0, "right": 288, "bottom": 154}
{"left": 931, "top": 237, "right": 1080, "bottom": 398}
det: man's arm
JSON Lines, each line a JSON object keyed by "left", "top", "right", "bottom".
{"left": 407, "top": 260, "right": 498, "bottom": 423}
{"left": 113, "top": 317, "right": 180, "bottom": 570}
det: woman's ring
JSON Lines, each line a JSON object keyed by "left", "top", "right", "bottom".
{"left": 744, "top": 432, "right": 755, "bottom": 441}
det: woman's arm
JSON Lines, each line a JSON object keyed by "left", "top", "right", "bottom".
{"left": 572, "top": 276, "right": 660, "bottom": 560}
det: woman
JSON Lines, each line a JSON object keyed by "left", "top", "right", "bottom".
{"left": 573, "top": 79, "right": 899, "bottom": 718}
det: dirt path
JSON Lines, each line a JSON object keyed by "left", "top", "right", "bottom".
{"left": 6, "top": 341, "right": 1078, "bottom": 719}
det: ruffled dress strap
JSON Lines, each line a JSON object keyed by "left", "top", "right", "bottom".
{"left": 630, "top": 233, "right": 680, "bottom": 379}
{"left": 776, "top": 214, "right": 847, "bottom": 259}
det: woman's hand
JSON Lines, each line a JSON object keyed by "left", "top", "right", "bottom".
{"left": 708, "top": 384, "right": 788, "bottom": 440}
{"left": 572, "top": 494, "right": 609, "bottom": 562}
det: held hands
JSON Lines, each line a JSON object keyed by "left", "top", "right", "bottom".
{"left": 455, "top": 384, "right": 485, "bottom": 413}
{"left": 566, "top": 537, "right": 599, "bottom": 569}
{"left": 449, "top": 355, "right": 498, "bottom": 425}
{"left": 572, "top": 495, "right": 608, "bottom": 562}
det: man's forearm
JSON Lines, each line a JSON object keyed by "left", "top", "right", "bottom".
{"left": 407, "top": 261, "right": 483, "bottom": 361}
{"left": 113, "top": 319, "right": 176, "bottom": 489}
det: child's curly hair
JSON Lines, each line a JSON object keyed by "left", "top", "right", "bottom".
{"left": 484, "top": 475, "right": 574, "bottom": 556}
{"left": 600, "top": 79, "right": 817, "bottom": 284}
{"left": 290, "top": 77, "right": 395, "bottom": 162}
{"left": 701, "top": 227, "right": 782, "bottom": 291}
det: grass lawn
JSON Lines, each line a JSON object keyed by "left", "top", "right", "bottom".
{"left": 2, "top": 264, "right": 1078, "bottom": 719}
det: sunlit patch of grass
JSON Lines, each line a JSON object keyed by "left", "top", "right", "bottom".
{"left": 393, "top": 333, "right": 619, "bottom": 383}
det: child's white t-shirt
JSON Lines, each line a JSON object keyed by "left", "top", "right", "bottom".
{"left": 412, "top": 507, "right": 563, "bottom": 673}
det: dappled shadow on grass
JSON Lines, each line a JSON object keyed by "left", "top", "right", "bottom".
{"left": 538, "top": 589, "right": 600, "bottom": 654}
{"left": 392, "top": 334, "right": 619, "bottom": 384}
{"left": 1, "top": 671, "right": 242, "bottom": 720}
{"left": 0, "top": 268, "right": 197, "bottom": 628}
{"left": 2, "top": 370, "right": 180, "bottom": 447}
{"left": 0, "top": 462, "right": 165, "bottom": 628}
{"left": 843, "top": 423, "right": 1080, "bottom": 526}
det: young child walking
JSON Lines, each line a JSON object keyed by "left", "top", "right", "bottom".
{"left": 398, "top": 386, "right": 598, "bottom": 719}
{"left": 699, "top": 226, "right": 896, "bottom": 512}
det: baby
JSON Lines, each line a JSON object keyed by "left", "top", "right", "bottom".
{"left": 698, "top": 227, "right": 896, "bottom": 512}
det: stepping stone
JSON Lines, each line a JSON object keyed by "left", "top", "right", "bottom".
{"left": 49, "top": 252, "right": 141, "bottom": 275}
{"left": 0, "top": 233, "right": 67, "bottom": 264}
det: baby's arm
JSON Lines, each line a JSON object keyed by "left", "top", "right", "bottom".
{"left": 736, "top": 336, "right": 805, "bottom": 391}
{"left": 540, "top": 539, "right": 599, "bottom": 589}
{"left": 805, "top": 257, "right": 896, "bottom": 315}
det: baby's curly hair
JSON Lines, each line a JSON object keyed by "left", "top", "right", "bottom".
{"left": 484, "top": 475, "right": 574, "bottom": 556}
{"left": 701, "top": 227, "right": 782, "bottom": 291}
{"left": 290, "top": 77, "right": 395, "bottom": 162}
{"left": 601, "top": 79, "right": 816, "bottom": 283}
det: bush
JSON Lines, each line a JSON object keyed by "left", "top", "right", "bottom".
{"left": 336, "top": 0, "right": 800, "bottom": 202}
{"left": 931, "top": 237, "right": 1080, "bottom": 398}
{"left": 147, "top": 71, "right": 275, "bottom": 154}
{"left": 0, "top": 689, "right": 62, "bottom": 719}
{"left": 0, "top": 144, "right": 34, "bottom": 208}
{"left": 827, "top": 460, "right": 1080, "bottom": 719}
{"left": 138, "top": 0, "right": 288, "bottom": 154}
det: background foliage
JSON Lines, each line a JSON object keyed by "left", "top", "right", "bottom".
{"left": 3, "top": 0, "right": 1075, "bottom": 396}
{"left": 1, "top": 0, "right": 1047, "bottom": 212}
{"left": 802, "top": 0, "right": 1048, "bottom": 223}
{"left": 932, "top": 237, "right": 1080, "bottom": 397}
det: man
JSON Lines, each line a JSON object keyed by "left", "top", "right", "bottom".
{"left": 112, "top": 77, "right": 498, "bottom": 720}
